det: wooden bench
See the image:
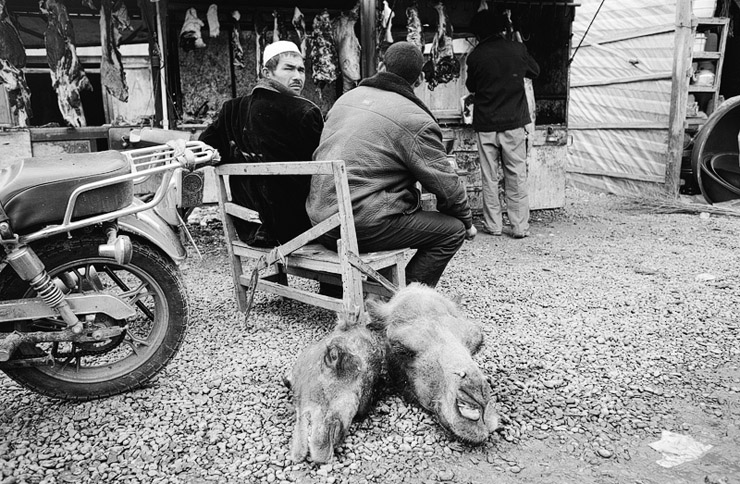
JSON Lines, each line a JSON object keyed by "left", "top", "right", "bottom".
{"left": 214, "top": 160, "right": 413, "bottom": 322}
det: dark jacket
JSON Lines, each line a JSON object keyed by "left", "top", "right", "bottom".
{"left": 199, "top": 79, "right": 323, "bottom": 243}
{"left": 306, "top": 72, "right": 472, "bottom": 231}
{"left": 465, "top": 36, "right": 540, "bottom": 132}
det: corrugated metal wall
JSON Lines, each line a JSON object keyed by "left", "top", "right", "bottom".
{"left": 568, "top": 0, "right": 678, "bottom": 196}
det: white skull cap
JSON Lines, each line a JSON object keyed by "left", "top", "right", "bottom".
{"left": 263, "top": 40, "right": 302, "bottom": 67}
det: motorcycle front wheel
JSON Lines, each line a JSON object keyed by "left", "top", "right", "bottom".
{"left": 0, "top": 233, "right": 188, "bottom": 401}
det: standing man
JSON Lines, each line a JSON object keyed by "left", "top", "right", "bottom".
{"left": 306, "top": 41, "right": 476, "bottom": 288}
{"left": 200, "top": 40, "right": 323, "bottom": 247}
{"left": 466, "top": 9, "right": 540, "bottom": 239}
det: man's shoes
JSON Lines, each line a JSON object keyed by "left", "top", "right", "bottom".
{"left": 481, "top": 226, "right": 502, "bottom": 236}
{"left": 512, "top": 229, "right": 529, "bottom": 239}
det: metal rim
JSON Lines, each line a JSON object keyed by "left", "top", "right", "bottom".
{"left": 18, "top": 256, "right": 170, "bottom": 384}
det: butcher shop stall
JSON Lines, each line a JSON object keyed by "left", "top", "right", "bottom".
{"left": 0, "top": 0, "right": 577, "bottom": 211}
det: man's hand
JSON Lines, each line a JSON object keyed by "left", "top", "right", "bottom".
{"left": 465, "top": 225, "right": 477, "bottom": 241}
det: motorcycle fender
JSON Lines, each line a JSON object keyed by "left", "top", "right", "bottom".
{"left": 119, "top": 208, "right": 186, "bottom": 264}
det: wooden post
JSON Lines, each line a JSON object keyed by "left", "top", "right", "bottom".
{"left": 664, "top": 0, "right": 693, "bottom": 197}
{"left": 360, "top": 0, "right": 378, "bottom": 79}
{"left": 333, "top": 161, "right": 363, "bottom": 322}
{"left": 138, "top": 0, "right": 163, "bottom": 127}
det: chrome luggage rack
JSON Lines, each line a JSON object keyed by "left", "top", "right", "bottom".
{"left": 20, "top": 141, "right": 216, "bottom": 244}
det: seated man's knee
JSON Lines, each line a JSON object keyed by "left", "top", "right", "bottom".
{"left": 445, "top": 218, "right": 466, "bottom": 251}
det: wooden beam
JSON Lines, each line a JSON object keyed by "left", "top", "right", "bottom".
{"left": 566, "top": 167, "right": 665, "bottom": 184}
{"left": 215, "top": 160, "right": 340, "bottom": 176}
{"left": 570, "top": 72, "right": 672, "bottom": 88}
{"left": 360, "top": 0, "right": 377, "bottom": 79}
{"left": 569, "top": 122, "right": 669, "bottom": 130}
{"left": 664, "top": 1, "right": 693, "bottom": 197}
{"left": 577, "top": 24, "right": 675, "bottom": 47}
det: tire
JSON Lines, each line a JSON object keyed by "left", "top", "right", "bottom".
{"left": 0, "top": 233, "right": 188, "bottom": 401}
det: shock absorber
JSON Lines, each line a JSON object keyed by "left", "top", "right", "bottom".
{"left": 5, "top": 245, "right": 83, "bottom": 333}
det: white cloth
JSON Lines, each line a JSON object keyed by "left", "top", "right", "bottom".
{"left": 648, "top": 430, "right": 713, "bottom": 468}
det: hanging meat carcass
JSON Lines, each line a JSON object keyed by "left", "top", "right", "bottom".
{"left": 423, "top": 1, "right": 459, "bottom": 91}
{"left": 180, "top": 7, "right": 206, "bottom": 51}
{"left": 309, "top": 9, "right": 338, "bottom": 89}
{"left": 406, "top": 2, "right": 423, "bottom": 52}
{"left": 0, "top": 0, "right": 31, "bottom": 126}
{"left": 378, "top": 0, "right": 394, "bottom": 51}
{"left": 231, "top": 11, "right": 245, "bottom": 69}
{"left": 254, "top": 19, "right": 261, "bottom": 75}
{"left": 271, "top": 10, "right": 289, "bottom": 43}
{"left": 292, "top": 7, "right": 306, "bottom": 57}
{"left": 40, "top": 0, "right": 92, "bottom": 127}
{"left": 99, "top": 0, "right": 130, "bottom": 103}
{"left": 207, "top": 4, "right": 219, "bottom": 38}
{"left": 333, "top": 2, "right": 361, "bottom": 93}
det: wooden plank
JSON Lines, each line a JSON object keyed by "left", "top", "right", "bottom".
{"left": 688, "top": 85, "right": 718, "bottom": 93}
{"left": 664, "top": 0, "right": 693, "bottom": 196}
{"left": 333, "top": 160, "right": 363, "bottom": 322}
{"left": 570, "top": 72, "right": 673, "bottom": 88}
{"left": 32, "top": 141, "right": 92, "bottom": 157}
{"left": 28, "top": 127, "right": 110, "bottom": 141}
{"left": 216, "top": 171, "right": 247, "bottom": 312}
{"left": 262, "top": 214, "right": 342, "bottom": 266}
{"left": 569, "top": 122, "right": 669, "bottom": 130}
{"left": 224, "top": 202, "right": 260, "bottom": 223}
{"left": 0, "top": 130, "right": 32, "bottom": 161}
{"left": 360, "top": 0, "right": 377, "bottom": 78}
{"left": 567, "top": 167, "right": 665, "bottom": 184}
{"left": 691, "top": 51, "right": 721, "bottom": 60}
{"left": 0, "top": 87, "right": 13, "bottom": 126}
{"left": 215, "top": 160, "right": 339, "bottom": 176}
{"left": 528, "top": 145, "right": 566, "bottom": 210}
{"left": 578, "top": 24, "right": 675, "bottom": 46}
{"left": 240, "top": 276, "right": 344, "bottom": 313}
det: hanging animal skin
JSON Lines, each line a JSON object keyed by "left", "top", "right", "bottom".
{"left": 0, "top": 0, "right": 32, "bottom": 125}
{"left": 333, "top": 2, "right": 361, "bottom": 93}
{"left": 310, "top": 9, "right": 338, "bottom": 89}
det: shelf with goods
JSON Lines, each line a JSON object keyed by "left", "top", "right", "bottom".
{"left": 685, "top": 17, "right": 729, "bottom": 129}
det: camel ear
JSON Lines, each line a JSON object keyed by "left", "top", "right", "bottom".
{"left": 388, "top": 324, "right": 427, "bottom": 354}
{"left": 365, "top": 297, "right": 389, "bottom": 331}
{"left": 324, "top": 338, "right": 360, "bottom": 377}
{"left": 459, "top": 318, "right": 485, "bottom": 354}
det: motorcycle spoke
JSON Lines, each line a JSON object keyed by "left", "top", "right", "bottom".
{"left": 102, "top": 266, "right": 155, "bottom": 321}
{"left": 58, "top": 353, "right": 82, "bottom": 373}
{"left": 123, "top": 331, "right": 151, "bottom": 356}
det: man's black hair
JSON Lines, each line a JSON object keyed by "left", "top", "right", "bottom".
{"left": 470, "top": 9, "right": 507, "bottom": 40}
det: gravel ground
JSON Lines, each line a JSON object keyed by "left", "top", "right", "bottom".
{"left": 1, "top": 188, "right": 739, "bottom": 484}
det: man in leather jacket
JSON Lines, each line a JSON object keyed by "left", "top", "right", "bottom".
{"left": 200, "top": 41, "right": 323, "bottom": 247}
{"left": 306, "top": 42, "right": 476, "bottom": 288}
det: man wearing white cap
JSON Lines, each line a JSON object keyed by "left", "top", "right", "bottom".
{"left": 200, "top": 40, "right": 323, "bottom": 247}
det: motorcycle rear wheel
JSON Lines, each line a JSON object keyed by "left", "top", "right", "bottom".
{"left": 0, "top": 234, "right": 188, "bottom": 401}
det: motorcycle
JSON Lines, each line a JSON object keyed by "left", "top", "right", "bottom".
{"left": 0, "top": 136, "right": 218, "bottom": 401}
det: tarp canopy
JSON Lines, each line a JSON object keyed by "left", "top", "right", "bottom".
{"left": 568, "top": 0, "right": 678, "bottom": 196}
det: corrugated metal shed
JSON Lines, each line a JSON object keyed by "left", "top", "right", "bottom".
{"left": 567, "top": 0, "right": 683, "bottom": 196}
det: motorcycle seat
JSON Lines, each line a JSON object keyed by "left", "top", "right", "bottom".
{"left": 0, "top": 150, "right": 134, "bottom": 234}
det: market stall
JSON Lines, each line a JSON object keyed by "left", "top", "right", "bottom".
{"left": 0, "top": 0, "right": 577, "bottom": 211}
{"left": 166, "top": 0, "right": 577, "bottom": 209}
